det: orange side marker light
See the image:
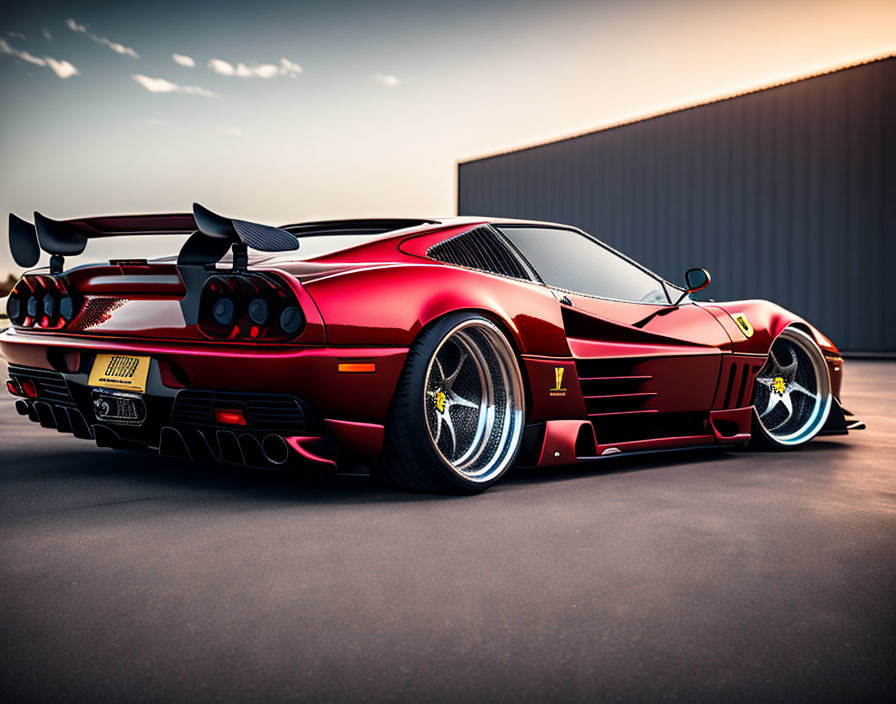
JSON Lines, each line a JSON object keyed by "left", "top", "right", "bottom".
{"left": 337, "top": 362, "right": 376, "bottom": 373}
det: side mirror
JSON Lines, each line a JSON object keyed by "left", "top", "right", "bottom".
{"left": 675, "top": 268, "right": 710, "bottom": 304}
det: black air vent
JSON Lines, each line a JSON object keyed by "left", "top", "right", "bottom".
{"left": 171, "top": 390, "right": 311, "bottom": 432}
{"left": 427, "top": 227, "right": 531, "bottom": 280}
{"left": 8, "top": 365, "right": 75, "bottom": 405}
{"left": 574, "top": 358, "right": 656, "bottom": 418}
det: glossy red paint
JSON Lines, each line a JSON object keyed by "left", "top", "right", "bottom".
{"left": 537, "top": 421, "right": 594, "bottom": 466}
{"left": 322, "top": 419, "right": 385, "bottom": 457}
{"left": 0, "top": 214, "right": 857, "bottom": 468}
{"left": 708, "top": 408, "right": 753, "bottom": 443}
{"left": 285, "top": 436, "right": 338, "bottom": 470}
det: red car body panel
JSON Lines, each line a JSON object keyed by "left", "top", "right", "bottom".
{"left": 1, "top": 216, "right": 852, "bottom": 470}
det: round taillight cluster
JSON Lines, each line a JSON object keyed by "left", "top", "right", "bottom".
{"left": 198, "top": 273, "right": 305, "bottom": 340}
{"left": 6, "top": 276, "right": 79, "bottom": 329}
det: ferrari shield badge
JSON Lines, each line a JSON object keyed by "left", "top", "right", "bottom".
{"left": 549, "top": 367, "right": 567, "bottom": 397}
{"left": 434, "top": 391, "right": 447, "bottom": 413}
{"left": 732, "top": 313, "right": 754, "bottom": 338}
{"left": 772, "top": 377, "right": 787, "bottom": 396}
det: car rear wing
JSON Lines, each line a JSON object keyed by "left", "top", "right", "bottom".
{"left": 9, "top": 203, "right": 298, "bottom": 273}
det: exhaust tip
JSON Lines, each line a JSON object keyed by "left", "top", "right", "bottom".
{"left": 262, "top": 434, "right": 289, "bottom": 465}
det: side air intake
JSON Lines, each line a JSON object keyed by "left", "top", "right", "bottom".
{"left": 427, "top": 227, "right": 531, "bottom": 280}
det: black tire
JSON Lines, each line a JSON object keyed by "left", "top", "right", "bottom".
{"left": 372, "top": 312, "right": 526, "bottom": 493}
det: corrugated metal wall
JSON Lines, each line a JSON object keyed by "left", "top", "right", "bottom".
{"left": 458, "top": 57, "right": 896, "bottom": 355}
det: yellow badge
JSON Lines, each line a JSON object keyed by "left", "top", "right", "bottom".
{"left": 434, "top": 391, "right": 446, "bottom": 413}
{"left": 549, "top": 367, "right": 567, "bottom": 397}
{"left": 772, "top": 376, "right": 786, "bottom": 396}
{"left": 732, "top": 313, "right": 754, "bottom": 338}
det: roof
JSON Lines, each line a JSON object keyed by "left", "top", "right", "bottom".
{"left": 458, "top": 52, "right": 896, "bottom": 164}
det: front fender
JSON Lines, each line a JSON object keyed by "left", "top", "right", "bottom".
{"left": 707, "top": 299, "right": 843, "bottom": 400}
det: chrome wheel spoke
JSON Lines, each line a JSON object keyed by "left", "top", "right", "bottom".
{"left": 432, "top": 407, "right": 443, "bottom": 444}
{"left": 448, "top": 390, "right": 478, "bottom": 410}
{"left": 433, "top": 358, "right": 445, "bottom": 385}
{"left": 433, "top": 406, "right": 457, "bottom": 457}
{"left": 443, "top": 351, "right": 467, "bottom": 391}
{"left": 788, "top": 381, "right": 818, "bottom": 401}
{"left": 769, "top": 348, "right": 798, "bottom": 378}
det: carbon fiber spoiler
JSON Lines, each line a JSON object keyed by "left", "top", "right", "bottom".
{"left": 8, "top": 203, "right": 298, "bottom": 273}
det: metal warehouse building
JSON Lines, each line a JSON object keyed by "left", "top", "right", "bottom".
{"left": 458, "top": 55, "right": 895, "bottom": 355}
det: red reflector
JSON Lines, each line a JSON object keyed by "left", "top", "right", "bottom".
{"left": 215, "top": 408, "right": 247, "bottom": 426}
{"left": 337, "top": 362, "right": 376, "bottom": 373}
{"left": 6, "top": 379, "right": 21, "bottom": 396}
{"left": 21, "top": 379, "right": 37, "bottom": 398}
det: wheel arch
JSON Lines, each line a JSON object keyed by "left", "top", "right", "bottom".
{"left": 403, "top": 307, "right": 535, "bottom": 421}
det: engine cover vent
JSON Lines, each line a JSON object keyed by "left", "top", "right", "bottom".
{"left": 427, "top": 226, "right": 531, "bottom": 280}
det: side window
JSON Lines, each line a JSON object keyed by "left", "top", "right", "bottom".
{"left": 499, "top": 226, "right": 669, "bottom": 304}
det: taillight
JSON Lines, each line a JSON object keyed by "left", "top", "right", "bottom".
{"left": 215, "top": 408, "right": 247, "bottom": 426}
{"left": 8, "top": 275, "right": 79, "bottom": 329}
{"left": 279, "top": 306, "right": 304, "bottom": 335}
{"left": 198, "top": 272, "right": 304, "bottom": 341}
{"left": 212, "top": 297, "right": 236, "bottom": 326}
{"left": 247, "top": 298, "right": 269, "bottom": 325}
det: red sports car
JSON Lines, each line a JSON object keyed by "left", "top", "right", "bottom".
{"left": 2, "top": 205, "right": 863, "bottom": 492}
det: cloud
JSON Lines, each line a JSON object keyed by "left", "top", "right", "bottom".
{"left": 66, "top": 17, "right": 139, "bottom": 58}
{"left": 280, "top": 57, "right": 302, "bottom": 76}
{"left": 207, "top": 58, "right": 235, "bottom": 76}
{"left": 8, "top": 32, "right": 26, "bottom": 40}
{"left": 0, "top": 39, "right": 46, "bottom": 67}
{"left": 374, "top": 73, "right": 400, "bottom": 87}
{"left": 132, "top": 74, "right": 215, "bottom": 97}
{"left": 43, "top": 27, "right": 52, "bottom": 41}
{"left": 45, "top": 57, "right": 79, "bottom": 79}
{"left": 0, "top": 38, "right": 79, "bottom": 78}
{"left": 172, "top": 53, "right": 195, "bottom": 67}
{"left": 207, "top": 56, "right": 302, "bottom": 78}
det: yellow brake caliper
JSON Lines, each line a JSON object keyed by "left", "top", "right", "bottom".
{"left": 772, "top": 376, "right": 787, "bottom": 396}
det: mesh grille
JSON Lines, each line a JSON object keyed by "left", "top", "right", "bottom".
{"left": 68, "top": 298, "right": 126, "bottom": 330}
{"left": 8, "top": 365, "right": 75, "bottom": 405}
{"left": 427, "top": 227, "right": 530, "bottom": 280}
{"left": 171, "top": 389, "right": 310, "bottom": 432}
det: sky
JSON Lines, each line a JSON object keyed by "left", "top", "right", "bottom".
{"left": 1, "top": 0, "right": 894, "bottom": 276}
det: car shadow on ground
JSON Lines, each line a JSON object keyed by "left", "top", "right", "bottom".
{"left": 2, "top": 436, "right": 853, "bottom": 507}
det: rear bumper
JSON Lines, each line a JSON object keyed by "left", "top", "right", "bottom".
{"left": 0, "top": 328, "right": 407, "bottom": 424}
{"left": 1, "top": 328, "right": 404, "bottom": 465}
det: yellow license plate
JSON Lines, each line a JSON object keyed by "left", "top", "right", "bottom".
{"left": 88, "top": 354, "right": 151, "bottom": 393}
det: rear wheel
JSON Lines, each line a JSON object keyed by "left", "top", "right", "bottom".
{"left": 751, "top": 327, "right": 832, "bottom": 449}
{"left": 373, "top": 313, "right": 525, "bottom": 493}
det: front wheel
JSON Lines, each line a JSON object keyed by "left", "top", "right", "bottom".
{"left": 373, "top": 313, "right": 526, "bottom": 493}
{"left": 750, "top": 326, "right": 832, "bottom": 449}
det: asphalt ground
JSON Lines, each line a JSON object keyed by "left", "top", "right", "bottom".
{"left": 0, "top": 358, "right": 893, "bottom": 703}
